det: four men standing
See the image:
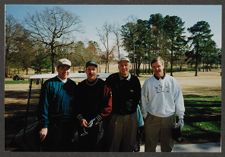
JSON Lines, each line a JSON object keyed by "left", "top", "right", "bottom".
{"left": 38, "top": 56, "right": 185, "bottom": 152}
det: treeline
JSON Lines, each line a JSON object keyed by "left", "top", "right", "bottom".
{"left": 6, "top": 7, "right": 105, "bottom": 77}
{"left": 5, "top": 7, "right": 221, "bottom": 77}
{"left": 121, "top": 13, "right": 221, "bottom": 76}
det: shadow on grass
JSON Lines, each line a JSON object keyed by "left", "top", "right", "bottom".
{"left": 5, "top": 110, "right": 38, "bottom": 150}
{"left": 5, "top": 89, "right": 40, "bottom": 99}
{"left": 182, "top": 94, "right": 221, "bottom": 143}
{"left": 5, "top": 89, "right": 40, "bottom": 151}
{"left": 4, "top": 92, "right": 222, "bottom": 150}
{"left": 184, "top": 94, "right": 221, "bottom": 107}
{"left": 184, "top": 94, "right": 221, "bottom": 121}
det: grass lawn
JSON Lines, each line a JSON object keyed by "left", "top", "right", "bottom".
{"left": 5, "top": 80, "right": 29, "bottom": 84}
{"left": 4, "top": 70, "right": 222, "bottom": 149}
{"left": 182, "top": 95, "right": 221, "bottom": 143}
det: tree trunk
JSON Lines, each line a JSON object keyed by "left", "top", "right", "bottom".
{"left": 105, "top": 62, "right": 108, "bottom": 73}
{"left": 170, "top": 50, "right": 173, "bottom": 76}
{"left": 26, "top": 68, "right": 29, "bottom": 75}
{"left": 195, "top": 44, "right": 199, "bottom": 77}
{"left": 170, "top": 40, "right": 174, "bottom": 76}
{"left": 195, "top": 54, "right": 198, "bottom": 76}
{"left": 51, "top": 48, "right": 55, "bottom": 74}
{"left": 5, "top": 66, "right": 9, "bottom": 78}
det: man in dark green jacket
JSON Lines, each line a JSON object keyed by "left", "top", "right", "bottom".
{"left": 38, "top": 58, "right": 77, "bottom": 151}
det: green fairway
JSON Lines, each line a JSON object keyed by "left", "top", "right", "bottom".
{"left": 182, "top": 95, "right": 221, "bottom": 143}
{"left": 5, "top": 80, "right": 29, "bottom": 84}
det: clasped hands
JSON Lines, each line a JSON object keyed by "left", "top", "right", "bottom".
{"left": 80, "top": 115, "right": 102, "bottom": 128}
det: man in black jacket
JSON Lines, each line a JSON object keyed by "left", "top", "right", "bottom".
{"left": 105, "top": 56, "right": 141, "bottom": 152}
{"left": 76, "top": 61, "right": 112, "bottom": 152}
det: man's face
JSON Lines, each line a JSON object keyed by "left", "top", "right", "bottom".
{"left": 151, "top": 60, "right": 164, "bottom": 77}
{"left": 57, "top": 65, "right": 70, "bottom": 80}
{"left": 118, "top": 60, "right": 130, "bottom": 77}
{"left": 86, "top": 65, "right": 97, "bottom": 81}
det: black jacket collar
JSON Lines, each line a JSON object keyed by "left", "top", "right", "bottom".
{"left": 154, "top": 73, "right": 165, "bottom": 80}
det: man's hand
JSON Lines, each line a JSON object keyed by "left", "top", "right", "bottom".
{"left": 39, "top": 128, "right": 48, "bottom": 142}
{"left": 80, "top": 119, "right": 88, "bottom": 128}
{"left": 177, "top": 118, "right": 184, "bottom": 128}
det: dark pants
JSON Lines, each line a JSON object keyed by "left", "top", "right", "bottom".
{"left": 106, "top": 112, "right": 137, "bottom": 152}
{"left": 133, "top": 126, "right": 144, "bottom": 152}
{"left": 77, "top": 122, "right": 104, "bottom": 152}
{"left": 41, "top": 120, "right": 76, "bottom": 152}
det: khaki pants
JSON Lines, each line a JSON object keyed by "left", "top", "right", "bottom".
{"left": 144, "top": 113, "right": 175, "bottom": 152}
{"left": 106, "top": 112, "right": 137, "bottom": 152}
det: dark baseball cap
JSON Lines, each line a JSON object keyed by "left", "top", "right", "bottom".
{"left": 86, "top": 61, "right": 98, "bottom": 68}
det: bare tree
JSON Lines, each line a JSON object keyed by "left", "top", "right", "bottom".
{"left": 6, "top": 15, "right": 16, "bottom": 77}
{"left": 97, "top": 22, "right": 115, "bottom": 73}
{"left": 112, "top": 24, "right": 121, "bottom": 59}
{"left": 5, "top": 15, "right": 25, "bottom": 77}
{"left": 25, "top": 7, "right": 81, "bottom": 73}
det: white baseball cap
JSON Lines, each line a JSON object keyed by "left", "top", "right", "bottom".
{"left": 56, "top": 58, "right": 71, "bottom": 67}
{"left": 118, "top": 56, "right": 130, "bottom": 63}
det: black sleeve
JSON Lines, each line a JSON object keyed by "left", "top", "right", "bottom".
{"left": 74, "top": 83, "right": 83, "bottom": 121}
{"left": 134, "top": 76, "right": 141, "bottom": 104}
{"left": 135, "top": 76, "right": 141, "bottom": 105}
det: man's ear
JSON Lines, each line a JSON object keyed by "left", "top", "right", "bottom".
{"left": 56, "top": 66, "right": 59, "bottom": 72}
{"left": 129, "top": 63, "right": 132, "bottom": 68}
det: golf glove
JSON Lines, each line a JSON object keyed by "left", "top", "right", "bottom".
{"left": 88, "top": 118, "right": 95, "bottom": 128}
{"left": 93, "top": 114, "right": 102, "bottom": 125}
{"left": 88, "top": 115, "right": 102, "bottom": 128}
{"left": 177, "top": 118, "right": 184, "bottom": 128}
